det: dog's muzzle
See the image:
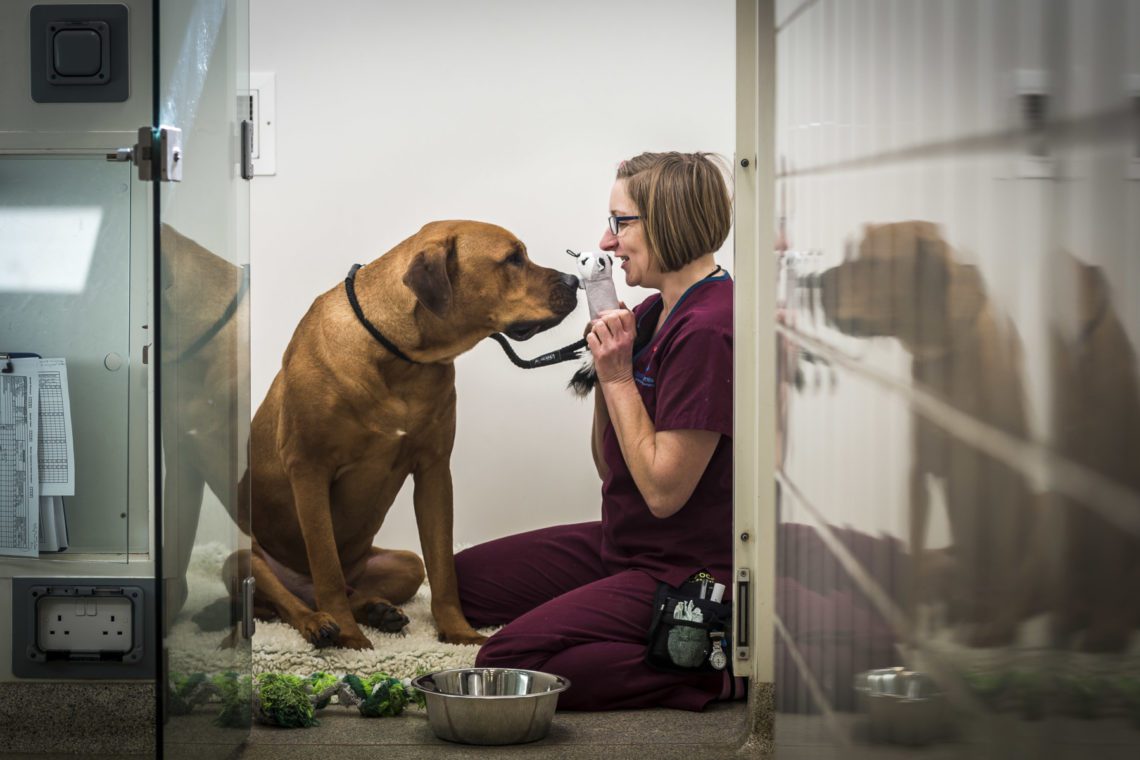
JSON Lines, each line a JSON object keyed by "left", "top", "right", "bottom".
{"left": 504, "top": 318, "right": 563, "bottom": 341}
{"left": 505, "top": 272, "right": 579, "bottom": 341}
{"left": 548, "top": 272, "right": 580, "bottom": 318}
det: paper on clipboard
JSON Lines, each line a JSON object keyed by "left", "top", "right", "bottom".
{"left": 0, "top": 362, "right": 39, "bottom": 557}
{"left": 35, "top": 358, "right": 75, "bottom": 496}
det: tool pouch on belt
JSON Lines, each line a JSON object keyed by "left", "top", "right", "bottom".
{"left": 645, "top": 577, "right": 732, "bottom": 675}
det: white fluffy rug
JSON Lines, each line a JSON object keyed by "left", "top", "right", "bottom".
{"left": 251, "top": 587, "right": 496, "bottom": 677}
{"left": 168, "top": 543, "right": 496, "bottom": 679}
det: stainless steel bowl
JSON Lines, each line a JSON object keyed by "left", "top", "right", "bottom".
{"left": 411, "top": 668, "right": 571, "bottom": 745}
{"left": 855, "top": 667, "right": 948, "bottom": 745}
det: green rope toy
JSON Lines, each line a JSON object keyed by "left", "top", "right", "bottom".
{"left": 168, "top": 670, "right": 428, "bottom": 729}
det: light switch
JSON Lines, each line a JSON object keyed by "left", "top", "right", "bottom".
{"left": 30, "top": 5, "right": 128, "bottom": 103}
{"left": 53, "top": 29, "right": 102, "bottom": 77}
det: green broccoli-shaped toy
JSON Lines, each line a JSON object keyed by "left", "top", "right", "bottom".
{"left": 167, "top": 672, "right": 211, "bottom": 716}
{"left": 1059, "top": 675, "right": 1103, "bottom": 720}
{"left": 1009, "top": 671, "right": 1045, "bottom": 721}
{"left": 408, "top": 667, "right": 431, "bottom": 710}
{"left": 212, "top": 672, "right": 253, "bottom": 728}
{"left": 254, "top": 673, "right": 319, "bottom": 728}
{"left": 963, "top": 671, "right": 1008, "bottom": 709}
{"left": 1115, "top": 677, "right": 1140, "bottom": 728}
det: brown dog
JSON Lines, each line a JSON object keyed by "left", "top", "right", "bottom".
{"left": 1050, "top": 254, "right": 1140, "bottom": 651}
{"left": 243, "top": 220, "right": 577, "bottom": 649}
{"left": 820, "top": 221, "right": 1040, "bottom": 646}
{"left": 159, "top": 224, "right": 250, "bottom": 629}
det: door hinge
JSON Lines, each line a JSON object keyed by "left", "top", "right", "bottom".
{"left": 106, "top": 126, "right": 183, "bottom": 182}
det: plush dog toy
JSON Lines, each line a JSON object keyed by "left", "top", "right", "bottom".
{"left": 569, "top": 249, "right": 621, "bottom": 320}
{"left": 567, "top": 249, "right": 622, "bottom": 395}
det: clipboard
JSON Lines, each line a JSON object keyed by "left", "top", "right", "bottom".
{"left": 1, "top": 351, "right": 71, "bottom": 554}
{"left": 1, "top": 351, "right": 42, "bottom": 373}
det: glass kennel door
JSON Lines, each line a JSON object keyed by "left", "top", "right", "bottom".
{"left": 156, "top": 0, "right": 252, "bottom": 755}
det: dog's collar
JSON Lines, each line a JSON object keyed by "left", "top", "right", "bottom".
{"left": 910, "top": 296, "right": 988, "bottom": 364}
{"left": 344, "top": 263, "right": 587, "bottom": 370}
{"left": 175, "top": 264, "right": 250, "bottom": 363}
{"left": 1076, "top": 292, "right": 1110, "bottom": 348}
{"left": 345, "top": 263, "right": 419, "bottom": 363}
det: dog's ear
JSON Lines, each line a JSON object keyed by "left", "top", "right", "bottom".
{"left": 403, "top": 240, "right": 454, "bottom": 318}
{"left": 915, "top": 236, "right": 951, "bottom": 300}
{"left": 909, "top": 236, "right": 949, "bottom": 342}
{"left": 1075, "top": 258, "right": 1110, "bottom": 329}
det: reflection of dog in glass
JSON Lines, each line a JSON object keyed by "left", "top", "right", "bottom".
{"left": 819, "top": 221, "right": 1041, "bottom": 646}
{"left": 158, "top": 224, "right": 250, "bottom": 631}
{"left": 1051, "top": 254, "right": 1140, "bottom": 652}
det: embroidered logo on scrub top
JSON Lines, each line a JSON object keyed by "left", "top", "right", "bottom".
{"left": 634, "top": 345, "right": 658, "bottom": 387}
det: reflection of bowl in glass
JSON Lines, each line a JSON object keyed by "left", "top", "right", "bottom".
{"left": 411, "top": 668, "right": 570, "bottom": 745}
{"left": 855, "top": 667, "right": 948, "bottom": 745}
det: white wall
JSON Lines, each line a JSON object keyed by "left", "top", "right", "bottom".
{"left": 249, "top": 0, "right": 736, "bottom": 552}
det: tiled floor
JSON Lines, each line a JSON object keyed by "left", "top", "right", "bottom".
{"left": 11, "top": 706, "right": 1140, "bottom": 759}
{"left": 235, "top": 701, "right": 752, "bottom": 759}
{"left": 11, "top": 677, "right": 1139, "bottom": 760}
{"left": 1, "top": 704, "right": 754, "bottom": 760}
{"left": 772, "top": 712, "right": 1140, "bottom": 760}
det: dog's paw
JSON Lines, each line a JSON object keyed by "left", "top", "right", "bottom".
{"left": 192, "top": 597, "right": 235, "bottom": 632}
{"left": 364, "top": 601, "right": 410, "bottom": 633}
{"left": 300, "top": 613, "right": 341, "bottom": 649}
{"left": 336, "top": 630, "right": 374, "bottom": 650}
{"left": 438, "top": 630, "right": 489, "bottom": 646}
{"left": 218, "top": 628, "right": 240, "bottom": 650}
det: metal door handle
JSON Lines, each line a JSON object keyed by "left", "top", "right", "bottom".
{"left": 241, "top": 576, "right": 256, "bottom": 639}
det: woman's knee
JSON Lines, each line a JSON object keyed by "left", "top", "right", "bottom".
{"left": 474, "top": 630, "right": 549, "bottom": 671}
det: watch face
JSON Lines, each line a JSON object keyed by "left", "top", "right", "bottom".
{"left": 709, "top": 648, "right": 727, "bottom": 670}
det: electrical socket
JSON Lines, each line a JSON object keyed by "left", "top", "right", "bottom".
{"left": 36, "top": 596, "right": 133, "bottom": 653}
{"left": 13, "top": 579, "right": 153, "bottom": 678}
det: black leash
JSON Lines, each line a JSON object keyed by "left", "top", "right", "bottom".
{"left": 345, "top": 263, "right": 586, "bottom": 369}
{"left": 488, "top": 334, "right": 587, "bottom": 369}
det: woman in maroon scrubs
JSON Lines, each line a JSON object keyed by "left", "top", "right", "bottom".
{"left": 456, "top": 152, "right": 736, "bottom": 710}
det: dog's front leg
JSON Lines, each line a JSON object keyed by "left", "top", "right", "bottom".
{"left": 161, "top": 456, "right": 206, "bottom": 627}
{"left": 412, "top": 461, "right": 486, "bottom": 645}
{"left": 289, "top": 466, "right": 373, "bottom": 649}
{"left": 908, "top": 457, "right": 931, "bottom": 641}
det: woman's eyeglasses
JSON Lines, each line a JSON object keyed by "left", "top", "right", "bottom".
{"left": 608, "top": 215, "right": 641, "bottom": 235}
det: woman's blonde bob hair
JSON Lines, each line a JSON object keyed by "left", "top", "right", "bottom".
{"left": 615, "top": 152, "right": 733, "bottom": 272}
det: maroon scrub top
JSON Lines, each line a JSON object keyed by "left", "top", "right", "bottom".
{"left": 599, "top": 271, "right": 734, "bottom": 591}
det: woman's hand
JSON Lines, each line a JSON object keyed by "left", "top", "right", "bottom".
{"left": 586, "top": 307, "right": 636, "bottom": 386}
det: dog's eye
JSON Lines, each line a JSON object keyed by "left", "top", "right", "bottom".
{"left": 505, "top": 251, "right": 525, "bottom": 267}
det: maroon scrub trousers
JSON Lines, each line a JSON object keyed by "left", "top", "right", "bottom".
{"left": 457, "top": 274, "right": 734, "bottom": 711}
